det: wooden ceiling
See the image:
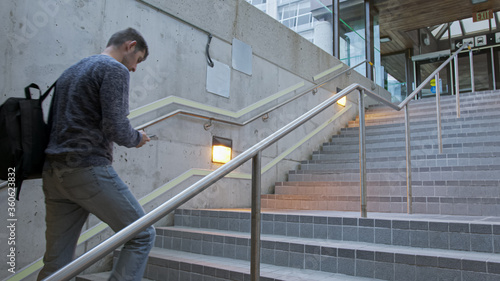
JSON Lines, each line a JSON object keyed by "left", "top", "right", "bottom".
{"left": 373, "top": 0, "right": 500, "bottom": 82}
{"left": 375, "top": 0, "right": 500, "bottom": 55}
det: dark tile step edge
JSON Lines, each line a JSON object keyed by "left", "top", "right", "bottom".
{"left": 366, "top": 91, "right": 500, "bottom": 111}
{"left": 288, "top": 164, "right": 500, "bottom": 174}
{"left": 338, "top": 122, "right": 500, "bottom": 137}
{"left": 314, "top": 142, "right": 500, "bottom": 155}
{"left": 364, "top": 102, "right": 500, "bottom": 118}
{"left": 358, "top": 106, "right": 500, "bottom": 124}
{"left": 76, "top": 272, "right": 153, "bottom": 281}
{"left": 332, "top": 127, "right": 500, "bottom": 141}
{"left": 362, "top": 101, "right": 500, "bottom": 116}
{"left": 356, "top": 105, "right": 500, "bottom": 119}
{"left": 141, "top": 247, "right": 378, "bottom": 281}
{"left": 326, "top": 131, "right": 500, "bottom": 146}
{"left": 306, "top": 152, "right": 500, "bottom": 164}
{"left": 345, "top": 113, "right": 500, "bottom": 130}
{"left": 367, "top": 95, "right": 500, "bottom": 113}
{"left": 171, "top": 211, "right": 500, "bottom": 254}
{"left": 276, "top": 180, "right": 500, "bottom": 187}
{"left": 173, "top": 209, "right": 500, "bottom": 235}
{"left": 299, "top": 162, "right": 500, "bottom": 171}
{"left": 261, "top": 194, "right": 500, "bottom": 205}
{"left": 155, "top": 226, "right": 500, "bottom": 275}
{"left": 320, "top": 143, "right": 500, "bottom": 154}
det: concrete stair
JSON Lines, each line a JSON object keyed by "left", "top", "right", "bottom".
{"left": 262, "top": 90, "right": 500, "bottom": 216}
{"left": 160, "top": 208, "right": 500, "bottom": 281}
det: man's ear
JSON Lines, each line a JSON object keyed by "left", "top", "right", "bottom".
{"left": 125, "top": 40, "right": 137, "bottom": 52}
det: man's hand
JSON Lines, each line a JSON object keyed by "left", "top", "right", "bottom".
{"left": 136, "top": 130, "right": 151, "bottom": 148}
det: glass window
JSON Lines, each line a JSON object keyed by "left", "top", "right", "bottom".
{"left": 297, "top": 14, "right": 310, "bottom": 26}
{"left": 449, "top": 21, "right": 462, "bottom": 38}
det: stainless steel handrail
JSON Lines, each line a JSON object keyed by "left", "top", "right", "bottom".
{"left": 134, "top": 60, "right": 368, "bottom": 130}
{"left": 45, "top": 82, "right": 384, "bottom": 281}
{"left": 45, "top": 44, "right": 470, "bottom": 280}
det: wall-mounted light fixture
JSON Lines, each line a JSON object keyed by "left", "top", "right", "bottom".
{"left": 337, "top": 96, "right": 347, "bottom": 106}
{"left": 212, "top": 136, "right": 232, "bottom": 164}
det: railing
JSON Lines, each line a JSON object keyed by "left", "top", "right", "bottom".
{"left": 44, "top": 82, "right": 377, "bottom": 281}
{"left": 45, "top": 45, "right": 469, "bottom": 280}
{"left": 44, "top": 44, "right": 469, "bottom": 280}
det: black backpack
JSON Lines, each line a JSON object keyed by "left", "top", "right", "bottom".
{"left": 0, "top": 82, "right": 56, "bottom": 200}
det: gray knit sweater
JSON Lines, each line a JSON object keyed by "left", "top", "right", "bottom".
{"left": 45, "top": 54, "right": 141, "bottom": 167}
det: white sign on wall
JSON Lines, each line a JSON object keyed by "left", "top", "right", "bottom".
{"left": 206, "top": 60, "right": 231, "bottom": 98}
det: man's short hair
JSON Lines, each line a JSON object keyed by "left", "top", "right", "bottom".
{"left": 106, "top": 27, "right": 149, "bottom": 60}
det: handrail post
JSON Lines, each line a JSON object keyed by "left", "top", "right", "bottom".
{"left": 454, "top": 56, "right": 460, "bottom": 118}
{"left": 251, "top": 151, "right": 262, "bottom": 281}
{"left": 435, "top": 73, "right": 443, "bottom": 154}
{"left": 404, "top": 105, "right": 412, "bottom": 214}
{"left": 469, "top": 45, "right": 475, "bottom": 93}
{"left": 492, "top": 48, "right": 497, "bottom": 90}
{"left": 358, "top": 90, "right": 367, "bottom": 218}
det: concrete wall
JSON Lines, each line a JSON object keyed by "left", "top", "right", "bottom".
{"left": 0, "top": 0, "right": 391, "bottom": 279}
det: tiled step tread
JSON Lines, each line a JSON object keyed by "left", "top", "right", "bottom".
{"left": 338, "top": 121, "right": 500, "bottom": 136}
{"left": 365, "top": 91, "right": 500, "bottom": 112}
{"left": 76, "top": 272, "right": 153, "bottom": 281}
{"left": 364, "top": 101, "right": 500, "bottom": 117}
{"left": 362, "top": 101, "right": 500, "bottom": 116}
{"left": 146, "top": 247, "right": 381, "bottom": 281}
{"left": 358, "top": 105, "right": 500, "bottom": 123}
{"left": 327, "top": 130, "right": 500, "bottom": 145}
{"left": 305, "top": 152, "right": 500, "bottom": 164}
{"left": 347, "top": 113, "right": 500, "bottom": 128}
{"left": 313, "top": 142, "right": 500, "bottom": 155}
{"left": 173, "top": 209, "right": 500, "bottom": 251}
{"left": 276, "top": 180, "right": 500, "bottom": 187}
{"left": 289, "top": 164, "right": 500, "bottom": 173}
{"left": 155, "top": 226, "right": 500, "bottom": 276}
{"left": 366, "top": 91, "right": 500, "bottom": 112}
{"left": 174, "top": 209, "right": 500, "bottom": 227}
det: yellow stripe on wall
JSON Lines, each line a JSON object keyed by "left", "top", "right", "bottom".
{"left": 128, "top": 81, "right": 305, "bottom": 120}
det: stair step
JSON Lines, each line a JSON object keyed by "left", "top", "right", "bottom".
{"left": 341, "top": 115, "right": 500, "bottom": 137}
{"left": 313, "top": 141, "right": 500, "bottom": 158}
{"left": 339, "top": 119, "right": 500, "bottom": 136}
{"left": 165, "top": 209, "right": 500, "bottom": 280}
{"left": 300, "top": 160, "right": 500, "bottom": 171}
{"left": 365, "top": 91, "right": 500, "bottom": 114}
{"left": 76, "top": 272, "right": 152, "bottom": 281}
{"left": 349, "top": 111, "right": 500, "bottom": 127}
{"left": 154, "top": 227, "right": 500, "bottom": 281}
{"left": 330, "top": 127, "right": 500, "bottom": 145}
{"left": 143, "top": 247, "right": 381, "bottom": 281}
{"left": 356, "top": 103, "right": 500, "bottom": 126}
{"left": 173, "top": 209, "right": 500, "bottom": 253}
{"left": 308, "top": 152, "right": 500, "bottom": 165}
{"left": 261, "top": 194, "right": 500, "bottom": 216}
{"left": 288, "top": 165, "right": 500, "bottom": 180}
{"left": 275, "top": 180, "right": 500, "bottom": 198}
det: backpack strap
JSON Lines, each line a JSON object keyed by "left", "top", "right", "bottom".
{"left": 41, "top": 81, "right": 57, "bottom": 102}
{"left": 24, "top": 83, "right": 41, "bottom": 100}
{"left": 24, "top": 82, "right": 56, "bottom": 102}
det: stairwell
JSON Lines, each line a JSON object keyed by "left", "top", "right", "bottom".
{"left": 79, "top": 90, "right": 500, "bottom": 281}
